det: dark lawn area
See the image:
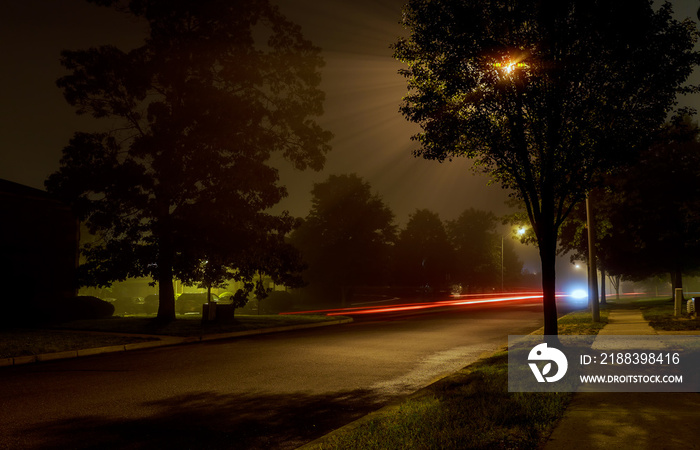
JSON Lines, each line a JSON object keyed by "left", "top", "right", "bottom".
{"left": 1, "top": 314, "right": 343, "bottom": 359}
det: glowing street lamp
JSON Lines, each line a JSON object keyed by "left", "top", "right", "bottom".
{"left": 492, "top": 60, "right": 528, "bottom": 77}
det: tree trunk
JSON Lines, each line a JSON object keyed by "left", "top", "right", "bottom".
{"left": 600, "top": 266, "right": 607, "bottom": 305}
{"left": 539, "top": 226, "right": 559, "bottom": 337}
{"left": 156, "top": 218, "right": 176, "bottom": 322}
{"left": 671, "top": 270, "right": 684, "bottom": 302}
{"left": 586, "top": 196, "right": 600, "bottom": 322}
{"left": 156, "top": 262, "right": 176, "bottom": 321}
{"left": 609, "top": 274, "right": 621, "bottom": 300}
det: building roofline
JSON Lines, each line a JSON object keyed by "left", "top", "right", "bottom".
{"left": 0, "top": 178, "right": 70, "bottom": 209}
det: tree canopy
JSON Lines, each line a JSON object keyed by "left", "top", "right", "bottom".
{"left": 575, "top": 116, "right": 700, "bottom": 294}
{"left": 447, "top": 208, "right": 499, "bottom": 291}
{"left": 393, "top": 209, "right": 453, "bottom": 290}
{"left": 394, "top": 0, "right": 700, "bottom": 335}
{"left": 46, "top": 0, "right": 332, "bottom": 321}
{"left": 289, "top": 174, "right": 396, "bottom": 305}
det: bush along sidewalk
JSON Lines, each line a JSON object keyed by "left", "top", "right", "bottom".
{"left": 304, "top": 309, "right": 609, "bottom": 450}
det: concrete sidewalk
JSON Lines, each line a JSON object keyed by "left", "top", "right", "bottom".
{"left": 543, "top": 309, "right": 700, "bottom": 450}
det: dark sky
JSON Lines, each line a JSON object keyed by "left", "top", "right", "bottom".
{"left": 0, "top": 0, "right": 509, "bottom": 222}
{"left": 1, "top": 0, "right": 699, "bottom": 279}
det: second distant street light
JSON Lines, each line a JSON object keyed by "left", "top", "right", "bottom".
{"left": 502, "top": 227, "right": 526, "bottom": 291}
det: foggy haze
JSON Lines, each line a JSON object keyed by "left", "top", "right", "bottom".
{"left": 2, "top": 0, "right": 698, "bottom": 282}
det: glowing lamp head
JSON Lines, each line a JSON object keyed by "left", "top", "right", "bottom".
{"left": 493, "top": 60, "right": 527, "bottom": 76}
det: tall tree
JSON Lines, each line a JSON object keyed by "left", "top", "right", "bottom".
{"left": 447, "top": 208, "right": 499, "bottom": 292}
{"left": 607, "top": 116, "right": 700, "bottom": 296}
{"left": 46, "top": 0, "right": 332, "bottom": 321}
{"left": 561, "top": 116, "right": 700, "bottom": 299}
{"left": 289, "top": 174, "right": 396, "bottom": 305}
{"left": 394, "top": 0, "right": 699, "bottom": 335}
{"left": 393, "top": 209, "right": 453, "bottom": 290}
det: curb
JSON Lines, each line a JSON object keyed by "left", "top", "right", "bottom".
{"left": 2, "top": 317, "right": 353, "bottom": 368}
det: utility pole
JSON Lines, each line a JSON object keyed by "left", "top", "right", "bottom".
{"left": 501, "top": 235, "right": 504, "bottom": 291}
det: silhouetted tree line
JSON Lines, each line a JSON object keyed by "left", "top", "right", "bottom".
{"left": 394, "top": 0, "right": 700, "bottom": 335}
{"left": 47, "top": 0, "right": 699, "bottom": 325}
{"left": 45, "top": 0, "right": 524, "bottom": 317}
{"left": 289, "top": 173, "right": 524, "bottom": 306}
{"left": 559, "top": 115, "right": 700, "bottom": 300}
{"left": 47, "top": 0, "right": 332, "bottom": 322}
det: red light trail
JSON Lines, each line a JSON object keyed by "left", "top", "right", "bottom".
{"left": 281, "top": 291, "right": 562, "bottom": 316}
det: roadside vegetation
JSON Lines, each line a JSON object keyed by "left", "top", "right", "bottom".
{"left": 312, "top": 351, "right": 572, "bottom": 450}
{"left": 634, "top": 296, "right": 700, "bottom": 331}
{"left": 0, "top": 330, "right": 156, "bottom": 359}
{"left": 53, "top": 314, "right": 344, "bottom": 336}
{"left": 307, "top": 308, "right": 608, "bottom": 450}
{"left": 533, "top": 308, "right": 610, "bottom": 335}
{"left": 597, "top": 295, "right": 700, "bottom": 331}
{"left": 0, "top": 314, "right": 342, "bottom": 359}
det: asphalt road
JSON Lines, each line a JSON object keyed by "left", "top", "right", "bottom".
{"left": 0, "top": 298, "right": 559, "bottom": 449}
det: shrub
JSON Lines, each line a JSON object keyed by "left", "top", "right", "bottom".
{"left": 143, "top": 294, "right": 159, "bottom": 314}
{"left": 51, "top": 296, "right": 115, "bottom": 322}
{"left": 260, "top": 291, "right": 295, "bottom": 314}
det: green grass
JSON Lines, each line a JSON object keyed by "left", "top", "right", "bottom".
{"left": 315, "top": 352, "right": 573, "bottom": 450}
{"left": 629, "top": 296, "right": 700, "bottom": 331}
{"left": 531, "top": 308, "right": 610, "bottom": 335}
{"left": 0, "top": 330, "right": 156, "bottom": 359}
{"left": 0, "top": 314, "right": 344, "bottom": 358}
{"left": 53, "top": 314, "right": 343, "bottom": 336}
{"left": 307, "top": 309, "right": 606, "bottom": 450}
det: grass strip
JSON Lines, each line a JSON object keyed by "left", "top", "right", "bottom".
{"left": 633, "top": 297, "right": 700, "bottom": 331}
{"left": 313, "top": 352, "right": 572, "bottom": 450}
{"left": 532, "top": 308, "right": 610, "bottom": 335}
{"left": 307, "top": 309, "right": 606, "bottom": 449}
{"left": 0, "top": 314, "right": 344, "bottom": 358}
{"left": 53, "top": 314, "right": 344, "bottom": 336}
{"left": 0, "top": 330, "right": 156, "bottom": 358}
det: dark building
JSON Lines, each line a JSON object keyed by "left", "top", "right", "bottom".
{"left": 0, "top": 179, "right": 78, "bottom": 322}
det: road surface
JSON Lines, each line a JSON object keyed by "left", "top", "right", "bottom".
{"left": 0, "top": 297, "right": 558, "bottom": 449}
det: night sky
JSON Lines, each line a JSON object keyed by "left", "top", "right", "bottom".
{"left": 1, "top": 0, "right": 699, "bottom": 279}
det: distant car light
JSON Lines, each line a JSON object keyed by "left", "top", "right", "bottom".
{"left": 571, "top": 289, "right": 588, "bottom": 299}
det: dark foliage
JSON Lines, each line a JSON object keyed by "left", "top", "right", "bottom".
{"left": 394, "top": 0, "right": 700, "bottom": 334}
{"left": 393, "top": 209, "right": 454, "bottom": 290}
{"left": 259, "top": 291, "right": 296, "bottom": 314}
{"left": 48, "top": 296, "right": 115, "bottom": 323}
{"left": 47, "top": 0, "right": 331, "bottom": 321}
{"left": 290, "top": 174, "right": 396, "bottom": 305}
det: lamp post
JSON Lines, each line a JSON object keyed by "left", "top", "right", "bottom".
{"left": 501, "top": 227, "right": 526, "bottom": 291}
{"left": 501, "top": 235, "right": 504, "bottom": 291}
